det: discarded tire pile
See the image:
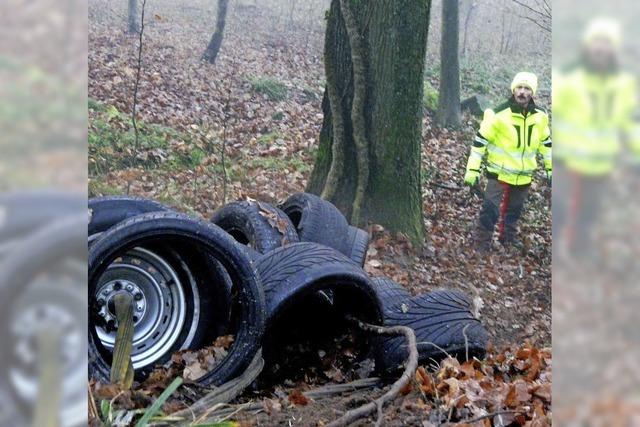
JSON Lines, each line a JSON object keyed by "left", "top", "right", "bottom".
{"left": 88, "top": 193, "right": 488, "bottom": 387}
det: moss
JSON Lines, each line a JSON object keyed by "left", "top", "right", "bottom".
{"left": 247, "top": 76, "right": 288, "bottom": 101}
{"left": 88, "top": 180, "right": 122, "bottom": 198}
{"left": 423, "top": 80, "right": 439, "bottom": 112}
{"left": 258, "top": 131, "right": 283, "bottom": 145}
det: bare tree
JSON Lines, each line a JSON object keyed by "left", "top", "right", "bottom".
{"left": 203, "top": 0, "right": 230, "bottom": 64}
{"left": 127, "top": 0, "right": 139, "bottom": 34}
{"left": 437, "top": 0, "right": 461, "bottom": 128}
{"left": 511, "top": 0, "right": 551, "bottom": 34}
{"left": 461, "top": 0, "right": 477, "bottom": 58}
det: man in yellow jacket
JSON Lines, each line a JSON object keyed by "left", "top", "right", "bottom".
{"left": 554, "top": 18, "right": 640, "bottom": 256}
{"left": 463, "top": 72, "right": 551, "bottom": 252}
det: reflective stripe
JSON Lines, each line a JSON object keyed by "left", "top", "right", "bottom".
{"left": 543, "top": 153, "right": 552, "bottom": 161}
{"left": 474, "top": 136, "right": 489, "bottom": 146}
{"left": 469, "top": 150, "right": 483, "bottom": 160}
{"left": 554, "top": 145, "right": 617, "bottom": 160}
{"left": 487, "top": 162, "right": 534, "bottom": 176}
{"left": 487, "top": 145, "right": 536, "bottom": 159}
{"left": 554, "top": 120, "right": 618, "bottom": 139}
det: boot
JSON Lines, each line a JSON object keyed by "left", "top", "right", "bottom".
{"left": 499, "top": 230, "right": 524, "bottom": 254}
{"left": 473, "top": 227, "right": 493, "bottom": 254}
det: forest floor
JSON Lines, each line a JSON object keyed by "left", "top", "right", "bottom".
{"left": 89, "top": 0, "right": 551, "bottom": 425}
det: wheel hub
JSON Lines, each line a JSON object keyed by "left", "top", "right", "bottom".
{"left": 97, "top": 280, "right": 147, "bottom": 327}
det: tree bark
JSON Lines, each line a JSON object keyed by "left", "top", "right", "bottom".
{"left": 203, "top": 0, "right": 230, "bottom": 64}
{"left": 436, "top": 0, "right": 461, "bottom": 128}
{"left": 127, "top": 0, "right": 139, "bottom": 34}
{"left": 308, "top": 0, "right": 430, "bottom": 245}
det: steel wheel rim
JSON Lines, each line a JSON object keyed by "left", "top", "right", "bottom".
{"left": 94, "top": 247, "right": 192, "bottom": 370}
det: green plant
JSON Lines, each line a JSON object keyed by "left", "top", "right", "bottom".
{"left": 258, "top": 130, "right": 283, "bottom": 145}
{"left": 248, "top": 76, "right": 288, "bottom": 101}
{"left": 423, "top": 80, "right": 439, "bottom": 112}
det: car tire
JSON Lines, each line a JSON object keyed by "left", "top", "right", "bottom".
{"left": 345, "top": 226, "right": 369, "bottom": 267}
{"left": 88, "top": 212, "right": 266, "bottom": 386}
{"left": 210, "top": 200, "right": 298, "bottom": 255}
{"left": 279, "top": 193, "right": 350, "bottom": 256}
{"left": 377, "top": 289, "right": 488, "bottom": 372}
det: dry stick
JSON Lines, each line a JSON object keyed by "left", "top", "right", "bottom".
{"left": 304, "top": 378, "right": 381, "bottom": 399}
{"left": 326, "top": 317, "right": 418, "bottom": 427}
{"left": 181, "top": 377, "right": 382, "bottom": 423}
{"left": 88, "top": 385, "right": 100, "bottom": 422}
{"left": 442, "top": 410, "right": 518, "bottom": 426}
{"left": 169, "top": 349, "right": 264, "bottom": 423}
{"left": 131, "top": 0, "right": 147, "bottom": 153}
{"left": 462, "top": 324, "right": 470, "bottom": 362}
{"left": 320, "top": 6, "right": 347, "bottom": 200}
{"left": 221, "top": 81, "right": 231, "bottom": 204}
{"left": 373, "top": 399, "right": 384, "bottom": 427}
{"left": 339, "top": 0, "right": 369, "bottom": 225}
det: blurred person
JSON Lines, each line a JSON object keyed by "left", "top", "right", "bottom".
{"left": 553, "top": 18, "right": 640, "bottom": 260}
{"left": 463, "top": 72, "right": 552, "bottom": 253}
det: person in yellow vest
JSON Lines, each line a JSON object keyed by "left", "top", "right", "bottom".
{"left": 553, "top": 18, "right": 640, "bottom": 257}
{"left": 463, "top": 72, "right": 551, "bottom": 252}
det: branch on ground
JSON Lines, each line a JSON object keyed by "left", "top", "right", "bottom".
{"left": 326, "top": 316, "right": 418, "bottom": 427}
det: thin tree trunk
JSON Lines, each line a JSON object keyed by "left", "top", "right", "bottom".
{"left": 203, "top": 0, "right": 230, "bottom": 64}
{"left": 461, "top": 1, "right": 476, "bottom": 58}
{"left": 127, "top": 0, "right": 139, "bottom": 34}
{"left": 308, "top": 0, "right": 430, "bottom": 244}
{"left": 436, "top": 0, "right": 461, "bottom": 128}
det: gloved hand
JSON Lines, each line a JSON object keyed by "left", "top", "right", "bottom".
{"left": 546, "top": 170, "right": 552, "bottom": 186}
{"left": 464, "top": 170, "right": 480, "bottom": 187}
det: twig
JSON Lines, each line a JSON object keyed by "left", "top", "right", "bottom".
{"left": 462, "top": 324, "right": 470, "bottom": 362}
{"left": 443, "top": 409, "right": 518, "bottom": 426}
{"left": 304, "top": 378, "right": 381, "bottom": 399}
{"left": 374, "top": 399, "right": 384, "bottom": 427}
{"left": 169, "top": 349, "right": 264, "bottom": 423}
{"left": 131, "top": 0, "right": 147, "bottom": 152}
{"left": 416, "top": 341, "right": 454, "bottom": 360}
{"left": 326, "top": 317, "right": 418, "bottom": 427}
{"left": 429, "top": 182, "right": 464, "bottom": 191}
{"left": 88, "top": 384, "right": 99, "bottom": 422}
{"left": 170, "top": 377, "right": 381, "bottom": 424}
{"left": 221, "top": 81, "right": 231, "bottom": 204}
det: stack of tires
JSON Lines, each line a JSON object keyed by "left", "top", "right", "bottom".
{"left": 88, "top": 193, "right": 488, "bottom": 386}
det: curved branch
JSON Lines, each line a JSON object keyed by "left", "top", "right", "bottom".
{"left": 326, "top": 317, "right": 418, "bottom": 427}
{"left": 339, "top": 0, "right": 370, "bottom": 225}
{"left": 320, "top": 5, "right": 347, "bottom": 201}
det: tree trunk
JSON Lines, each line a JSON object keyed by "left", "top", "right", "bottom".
{"left": 436, "top": 0, "right": 461, "bottom": 128}
{"left": 307, "top": 0, "right": 430, "bottom": 245}
{"left": 461, "top": 0, "right": 476, "bottom": 58}
{"left": 127, "top": 0, "right": 139, "bottom": 34}
{"left": 203, "top": 0, "right": 229, "bottom": 64}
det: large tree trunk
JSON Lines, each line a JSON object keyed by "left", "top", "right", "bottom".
{"left": 127, "top": 0, "right": 139, "bottom": 34}
{"left": 203, "top": 0, "right": 229, "bottom": 64}
{"left": 307, "top": 0, "right": 430, "bottom": 245}
{"left": 436, "top": 0, "right": 461, "bottom": 128}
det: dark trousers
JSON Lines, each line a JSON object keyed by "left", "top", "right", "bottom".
{"left": 553, "top": 164, "right": 607, "bottom": 253}
{"left": 478, "top": 178, "right": 530, "bottom": 241}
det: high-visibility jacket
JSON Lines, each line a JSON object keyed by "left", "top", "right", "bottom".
{"left": 465, "top": 98, "right": 552, "bottom": 186}
{"left": 553, "top": 67, "right": 640, "bottom": 175}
